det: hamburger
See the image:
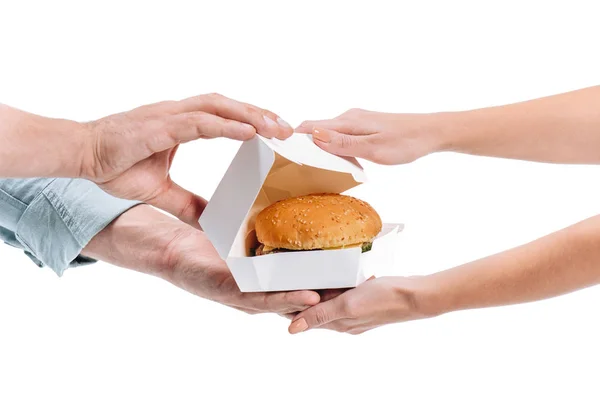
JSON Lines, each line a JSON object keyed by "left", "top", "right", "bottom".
{"left": 252, "top": 193, "right": 382, "bottom": 256}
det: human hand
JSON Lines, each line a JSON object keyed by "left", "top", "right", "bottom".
{"left": 165, "top": 227, "right": 321, "bottom": 314}
{"left": 287, "top": 276, "right": 438, "bottom": 335}
{"left": 82, "top": 93, "right": 293, "bottom": 225}
{"left": 84, "top": 205, "right": 320, "bottom": 315}
{"left": 296, "top": 109, "right": 445, "bottom": 165}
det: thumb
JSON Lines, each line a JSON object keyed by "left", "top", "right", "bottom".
{"left": 148, "top": 180, "right": 208, "bottom": 227}
{"left": 288, "top": 295, "right": 346, "bottom": 334}
{"left": 311, "top": 127, "right": 371, "bottom": 159}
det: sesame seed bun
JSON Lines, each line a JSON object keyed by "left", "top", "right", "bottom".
{"left": 255, "top": 193, "right": 382, "bottom": 251}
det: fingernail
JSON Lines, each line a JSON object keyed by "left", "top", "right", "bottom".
{"left": 312, "top": 128, "right": 331, "bottom": 143}
{"left": 263, "top": 115, "right": 278, "bottom": 128}
{"left": 277, "top": 117, "right": 292, "bottom": 129}
{"left": 289, "top": 318, "right": 308, "bottom": 334}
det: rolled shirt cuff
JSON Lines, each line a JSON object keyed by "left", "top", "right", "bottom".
{"left": 14, "top": 179, "right": 140, "bottom": 276}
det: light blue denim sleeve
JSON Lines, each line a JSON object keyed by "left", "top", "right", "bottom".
{"left": 0, "top": 178, "right": 140, "bottom": 276}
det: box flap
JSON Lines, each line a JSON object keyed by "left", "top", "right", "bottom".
{"left": 258, "top": 134, "right": 367, "bottom": 182}
{"left": 200, "top": 134, "right": 368, "bottom": 260}
{"left": 200, "top": 138, "right": 275, "bottom": 259}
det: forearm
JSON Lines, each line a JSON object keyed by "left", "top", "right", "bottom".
{"left": 0, "top": 104, "right": 88, "bottom": 177}
{"left": 434, "top": 86, "right": 600, "bottom": 163}
{"left": 423, "top": 214, "right": 600, "bottom": 315}
{"left": 81, "top": 204, "right": 189, "bottom": 279}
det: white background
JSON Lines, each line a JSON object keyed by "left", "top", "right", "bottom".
{"left": 1, "top": 1, "right": 600, "bottom": 399}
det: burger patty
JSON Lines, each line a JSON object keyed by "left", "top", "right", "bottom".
{"left": 252, "top": 241, "right": 373, "bottom": 256}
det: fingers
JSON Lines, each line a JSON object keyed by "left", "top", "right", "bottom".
{"left": 213, "top": 98, "right": 293, "bottom": 140}
{"left": 141, "top": 112, "right": 258, "bottom": 153}
{"left": 295, "top": 119, "right": 350, "bottom": 134}
{"left": 318, "top": 288, "right": 347, "bottom": 302}
{"left": 188, "top": 94, "right": 292, "bottom": 140}
{"left": 171, "top": 111, "right": 259, "bottom": 141}
{"left": 296, "top": 118, "right": 376, "bottom": 160}
{"left": 147, "top": 179, "right": 208, "bottom": 226}
{"left": 141, "top": 93, "right": 293, "bottom": 140}
{"left": 310, "top": 127, "right": 373, "bottom": 159}
{"left": 242, "top": 290, "right": 321, "bottom": 314}
{"left": 279, "top": 312, "right": 298, "bottom": 321}
{"left": 288, "top": 294, "right": 347, "bottom": 334}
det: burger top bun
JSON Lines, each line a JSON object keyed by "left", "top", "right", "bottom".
{"left": 255, "top": 193, "right": 382, "bottom": 250}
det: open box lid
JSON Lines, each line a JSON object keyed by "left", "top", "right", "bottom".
{"left": 199, "top": 134, "right": 368, "bottom": 259}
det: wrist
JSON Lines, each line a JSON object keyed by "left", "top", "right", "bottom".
{"left": 41, "top": 116, "right": 91, "bottom": 178}
{"left": 399, "top": 274, "right": 456, "bottom": 318}
{"left": 421, "top": 111, "right": 465, "bottom": 155}
{"left": 82, "top": 204, "right": 195, "bottom": 279}
{"left": 77, "top": 120, "right": 101, "bottom": 181}
{"left": 0, "top": 105, "right": 90, "bottom": 178}
{"left": 389, "top": 112, "right": 462, "bottom": 159}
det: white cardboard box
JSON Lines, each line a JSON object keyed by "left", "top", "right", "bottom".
{"left": 199, "top": 134, "right": 403, "bottom": 292}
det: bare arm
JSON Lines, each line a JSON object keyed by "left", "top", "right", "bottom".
{"left": 427, "top": 214, "right": 600, "bottom": 314}
{"left": 296, "top": 85, "right": 600, "bottom": 165}
{"left": 289, "top": 214, "right": 600, "bottom": 334}
{"left": 1, "top": 95, "right": 292, "bottom": 224}
{"left": 444, "top": 86, "right": 600, "bottom": 164}
{"left": 0, "top": 105, "right": 87, "bottom": 177}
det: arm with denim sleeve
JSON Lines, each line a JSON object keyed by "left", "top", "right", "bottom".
{"left": 0, "top": 178, "right": 140, "bottom": 276}
{"left": 1, "top": 180, "right": 322, "bottom": 314}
